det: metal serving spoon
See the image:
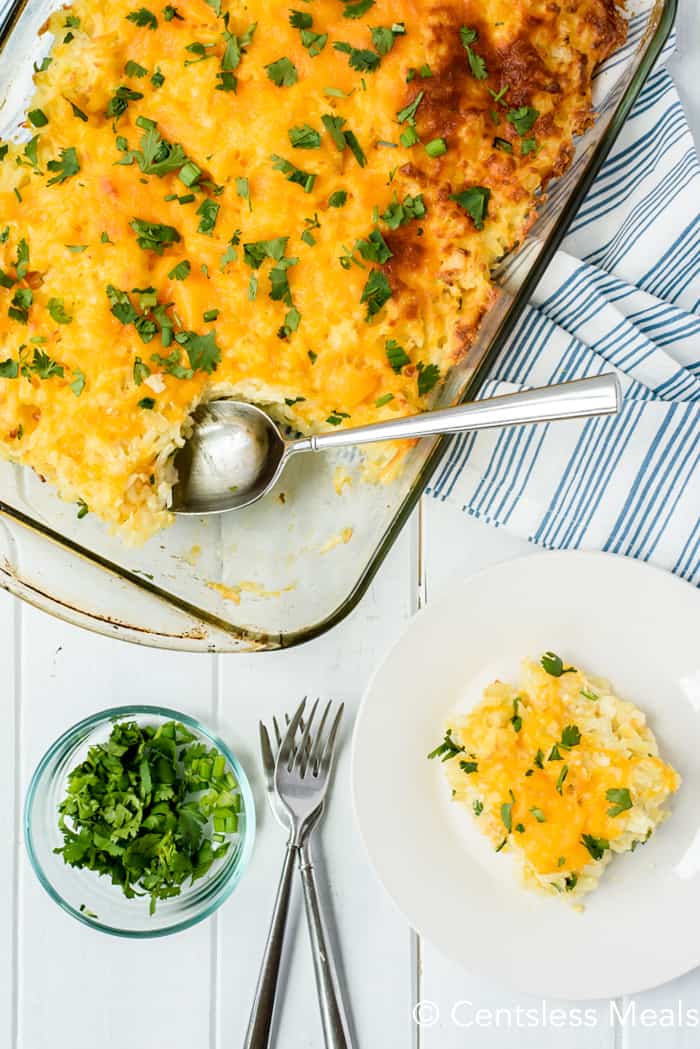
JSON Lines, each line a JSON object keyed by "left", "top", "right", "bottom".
{"left": 171, "top": 373, "right": 620, "bottom": 515}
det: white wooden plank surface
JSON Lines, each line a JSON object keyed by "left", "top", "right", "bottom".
{"left": 15, "top": 604, "right": 219, "bottom": 1049}
{"left": 215, "top": 525, "right": 418, "bottom": 1048}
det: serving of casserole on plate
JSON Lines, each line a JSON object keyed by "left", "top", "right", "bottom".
{"left": 433, "top": 654, "right": 680, "bottom": 902}
{"left": 0, "top": 0, "right": 626, "bottom": 541}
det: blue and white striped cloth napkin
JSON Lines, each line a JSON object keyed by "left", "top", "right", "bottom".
{"left": 429, "top": 33, "right": 700, "bottom": 587}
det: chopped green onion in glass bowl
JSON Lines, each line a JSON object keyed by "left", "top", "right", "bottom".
{"left": 24, "top": 705, "right": 255, "bottom": 937}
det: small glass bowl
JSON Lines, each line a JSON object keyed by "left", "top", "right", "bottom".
{"left": 24, "top": 705, "right": 256, "bottom": 937}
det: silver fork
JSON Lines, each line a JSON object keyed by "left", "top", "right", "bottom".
{"left": 275, "top": 698, "right": 355, "bottom": 1049}
{"left": 245, "top": 699, "right": 352, "bottom": 1049}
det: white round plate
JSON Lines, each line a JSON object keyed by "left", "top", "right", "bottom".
{"left": 352, "top": 551, "right": 700, "bottom": 1000}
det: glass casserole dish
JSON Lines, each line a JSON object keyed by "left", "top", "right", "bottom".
{"left": 0, "top": 0, "right": 677, "bottom": 652}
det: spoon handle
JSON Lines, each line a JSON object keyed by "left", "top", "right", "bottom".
{"left": 292, "top": 374, "right": 620, "bottom": 454}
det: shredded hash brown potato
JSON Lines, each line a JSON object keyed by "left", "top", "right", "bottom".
{"left": 0, "top": 0, "right": 625, "bottom": 540}
{"left": 433, "top": 656, "right": 680, "bottom": 902}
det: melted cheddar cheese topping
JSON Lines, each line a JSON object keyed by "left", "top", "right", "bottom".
{"left": 439, "top": 657, "right": 680, "bottom": 899}
{"left": 0, "top": 0, "right": 624, "bottom": 538}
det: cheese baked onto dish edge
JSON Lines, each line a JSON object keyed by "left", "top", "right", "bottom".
{"left": 0, "top": 0, "right": 626, "bottom": 541}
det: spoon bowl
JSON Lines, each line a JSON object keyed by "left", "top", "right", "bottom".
{"left": 171, "top": 374, "right": 621, "bottom": 516}
{"left": 171, "top": 400, "right": 288, "bottom": 514}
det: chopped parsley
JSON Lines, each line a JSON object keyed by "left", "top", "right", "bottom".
{"left": 424, "top": 137, "right": 447, "bottom": 158}
{"left": 370, "top": 23, "right": 404, "bottom": 55}
{"left": 290, "top": 12, "right": 326, "bottom": 54}
{"left": 265, "top": 57, "right": 298, "bottom": 87}
{"left": 345, "top": 130, "right": 367, "bottom": 167}
{"left": 28, "top": 108, "right": 48, "bottom": 127}
{"left": 501, "top": 798, "right": 513, "bottom": 833}
{"left": 0, "top": 359, "right": 18, "bottom": 378}
{"left": 355, "top": 228, "right": 392, "bottom": 264}
{"left": 427, "top": 728, "right": 464, "bottom": 762}
{"left": 54, "top": 718, "right": 240, "bottom": 914}
{"left": 243, "top": 237, "right": 289, "bottom": 269}
{"left": 16, "top": 239, "right": 29, "bottom": 279}
{"left": 580, "top": 833, "right": 609, "bottom": 861}
{"left": 184, "top": 42, "right": 216, "bottom": 66}
{"left": 47, "top": 297, "right": 72, "bottom": 324}
{"left": 138, "top": 396, "right": 156, "bottom": 409}
{"left": 271, "top": 154, "right": 315, "bottom": 193}
{"left": 328, "top": 190, "right": 348, "bottom": 208}
{"left": 385, "top": 339, "right": 410, "bottom": 372}
{"left": 333, "top": 41, "right": 380, "bottom": 73}
{"left": 507, "top": 106, "right": 539, "bottom": 136}
{"left": 341, "top": 0, "right": 374, "bottom": 17}
{"left": 529, "top": 807, "right": 546, "bottom": 823}
{"left": 9, "top": 287, "right": 33, "bottom": 324}
{"left": 65, "top": 97, "right": 88, "bottom": 121}
{"left": 374, "top": 393, "right": 393, "bottom": 407}
{"left": 288, "top": 124, "right": 321, "bottom": 149}
{"left": 130, "top": 218, "right": 181, "bottom": 254}
{"left": 606, "top": 788, "right": 633, "bottom": 817}
{"left": 322, "top": 114, "right": 347, "bottom": 151}
{"left": 217, "top": 21, "right": 256, "bottom": 93}
{"left": 406, "top": 64, "right": 432, "bottom": 81}
{"left": 559, "top": 724, "right": 582, "bottom": 750}
{"left": 133, "top": 357, "right": 151, "bottom": 384}
{"left": 168, "top": 259, "right": 191, "bottom": 281}
{"left": 301, "top": 213, "right": 320, "bottom": 246}
{"left": 125, "top": 59, "right": 148, "bottom": 77}
{"left": 459, "top": 759, "right": 478, "bottom": 774}
{"left": 106, "top": 85, "right": 144, "bottom": 120}
{"left": 493, "top": 136, "right": 513, "bottom": 153}
{"left": 243, "top": 236, "right": 300, "bottom": 314}
{"left": 360, "top": 269, "right": 391, "bottom": 320}
{"left": 46, "top": 146, "right": 80, "bottom": 185}
{"left": 23, "top": 346, "right": 63, "bottom": 379}
{"left": 380, "top": 191, "right": 425, "bottom": 229}
{"left": 300, "top": 28, "right": 327, "bottom": 55}
{"left": 555, "top": 764, "right": 569, "bottom": 795}
{"left": 118, "top": 122, "right": 201, "bottom": 189}
{"left": 289, "top": 8, "right": 312, "bottom": 29}
{"left": 126, "top": 7, "right": 158, "bottom": 29}
{"left": 580, "top": 687, "right": 599, "bottom": 701}
{"left": 459, "top": 26, "right": 487, "bottom": 80}
{"left": 23, "top": 136, "right": 40, "bottom": 168}
{"left": 540, "top": 651, "right": 576, "bottom": 677}
{"left": 196, "top": 199, "right": 220, "bottom": 235}
{"left": 449, "top": 186, "right": 490, "bottom": 229}
{"left": 326, "top": 410, "right": 350, "bottom": 426}
{"left": 417, "top": 361, "right": 440, "bottom": 396}
{"left": 175, "top": 331, "right": 221, "bottom": 374}
{"left": 396, "top": 90, "right": 423, "bottom": 125}
{"left": 472, "top": 799, "right": 484, "bottom": 816}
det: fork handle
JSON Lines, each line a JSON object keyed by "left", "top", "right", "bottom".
{"left": 299, "top": 845, "right": 356, "bottom": 1049}
{"left": 243, "top": 843, "right": 297, "bottom": 1049}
